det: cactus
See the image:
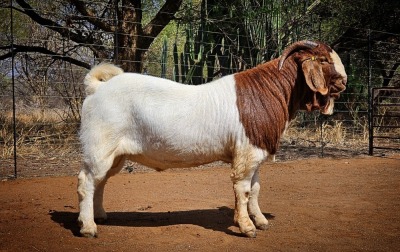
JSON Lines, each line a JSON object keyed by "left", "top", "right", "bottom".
{"left": 183, "top": 29, "right": 204, "bottom": 84}
{"left": 171, "top": 0, "right": 319, "bottom": 83}
{"left": 176, "top": 0, "right": 208, "bottom": 85}
{"left": 160, "top": 37, "right": 168, "bottom": 78}
{"left": 173, "top": 42, "right": 179, "bottom": 82}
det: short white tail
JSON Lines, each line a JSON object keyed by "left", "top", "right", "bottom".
{"left": 84, "top": 63, "right": 124, "bottom": 95}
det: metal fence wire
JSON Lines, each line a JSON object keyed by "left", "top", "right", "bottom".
{"left": 370, "top": 87, "right": 400, "bottom": 154}
{"left": 1, "top": 1, "right": 399, "bottom": 178}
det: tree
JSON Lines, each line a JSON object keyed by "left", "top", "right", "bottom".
{"left": 314, "top": 0, "right": 400, "bottom": 88}
{"left": 2, "top": 0, "right": 183, "bottom": 72}
{"left": 308, "top": 0, "right": 399, "bottom": 123}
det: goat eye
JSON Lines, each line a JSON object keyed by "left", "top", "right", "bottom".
{"left": 319, "top": 57, "right": 328, "bottom": 63}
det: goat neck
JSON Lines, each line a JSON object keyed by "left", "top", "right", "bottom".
{"left": 234, "top": 57, "right": 298, "bottom": 155}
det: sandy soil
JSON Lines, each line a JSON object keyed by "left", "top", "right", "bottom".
{"left": 0, "top": 155, "right": 399, "bottom": 251}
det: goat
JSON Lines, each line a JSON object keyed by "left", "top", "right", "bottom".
{"left": 77, "top": 40, "right": 347, "bottom": 238}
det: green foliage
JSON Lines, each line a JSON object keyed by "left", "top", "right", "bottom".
{"left": 316, "top": 0, "right": 399, "bottom": 43}
{"left": 342, "top": 65, "right": 368, "bottom": 118}
{"left": 0, "top": 7, "right": 32, "bottom": 41}
{"left": 0, "top": 74, "right": 11, "bottom": 95}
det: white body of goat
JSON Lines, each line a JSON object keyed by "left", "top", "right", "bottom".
{"left": 77, "top": 41, "right": 347, "bottom": 238}
{"left": 81, "top": 72, "right": 257, "bottom": 170}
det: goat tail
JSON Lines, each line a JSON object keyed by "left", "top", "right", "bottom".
{"left": 84, "top": 63, "right": 124, "bottom": 95}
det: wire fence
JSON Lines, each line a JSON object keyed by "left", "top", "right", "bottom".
{"left": 1, "top": 1, "right": 399, "bottom": 178}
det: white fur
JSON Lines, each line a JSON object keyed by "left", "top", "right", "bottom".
{"left": 81, "top": 73, "right": 256, "bottom": 168}
{"left": 330, "top": 50, "right": 347, "bottom": 83}
{"left": 83, "top": 63, "right": 124, "bottom": 95}
{"left": 78, "top": 65, "right": 270, "bottom": 238}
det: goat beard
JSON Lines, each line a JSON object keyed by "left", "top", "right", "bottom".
{"left": 321, "top": 98, "right": 335, "bottom": 115}
{"left": 305, "top": 92, "right": 334, "bottom": 115}
{"left": 305, "top": 92, "right": 322, "bottom": 112}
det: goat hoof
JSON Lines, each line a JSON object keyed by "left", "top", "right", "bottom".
{"left": 94, "top": 217, "right": 107, "bottom": 224}
{"left": 80, "top": 228, "right": 98, "bottom": 238}
{"left": 81, "top": 232, "right": 98, "bottom": 238}
{"left": 257, "top": 223, "right": 269, "bottom": 230}
{"left": 244, "top": 230, "right": 257, "bottom": 238}
{"left": 78, "top": 221, "right": 98, "bottom": 238}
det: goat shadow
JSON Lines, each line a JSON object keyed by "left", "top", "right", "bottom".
{"left": 50, "top": 206, "right": 275, "bottom": 237}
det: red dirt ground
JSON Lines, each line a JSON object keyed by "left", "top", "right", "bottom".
{"left": 0, "top": 155, "right": 399, "bottom": 251}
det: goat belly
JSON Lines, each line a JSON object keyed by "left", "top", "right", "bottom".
{"left": 124, "top": 105, "right": 235, "bottom": 169}
{"left": 126, "top": 150, "right": 231, "bottom": 170}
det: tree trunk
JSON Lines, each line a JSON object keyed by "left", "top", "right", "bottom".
{"left": 115, "top": 0, "right": 183, "bottom": 73}
{"left": 10, "top": 0, "right": 182, "bottom": 73}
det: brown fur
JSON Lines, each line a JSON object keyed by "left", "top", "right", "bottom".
{"left": 234, "top": 58, "right": 296, "bottom": 154}
{"left": 234, "top": 43, "right": 346, "bottom": 154}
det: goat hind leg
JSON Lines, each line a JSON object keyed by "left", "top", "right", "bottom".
{"left": 93, "top": 155, "right": 126, "bottom": 223}
{"left": 78, "top": 157, "right": 114, "bottom": 237}
{"left": 77, "top": 166, "right": 98, "bottom": 238}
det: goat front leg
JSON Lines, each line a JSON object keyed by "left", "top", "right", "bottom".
{"left": 231, "top": 146, "right": 267, "bottom": 237}
{"left": 248, "top": 168, "right": 269, "bottom": 230}
{"left": 232, "top": 178, "right": 257, "bottom": 237}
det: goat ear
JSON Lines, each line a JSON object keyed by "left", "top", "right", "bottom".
{"left": 301, "top": 59, "right": 328, "bottom": 95}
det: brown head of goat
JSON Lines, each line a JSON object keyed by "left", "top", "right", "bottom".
{"left": 234, "top": 40, "right": 347, "bottom": 154}
{"left": 279, "top": 40, "right": 347, "bottom": 116}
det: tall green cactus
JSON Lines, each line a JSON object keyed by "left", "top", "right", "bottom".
{"left": 160, "top": 37, "right": 168, "bottom": 78}
{"left": 169, "top": 0, "right": 321, "bottom": 84}
{"left": 173, "top": 42, "right": 179, "bottom": 82}
{"left": 179, "top": 0, "right": 208, "bottom": 85}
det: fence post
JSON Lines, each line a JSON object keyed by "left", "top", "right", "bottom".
{"left": 114, "top": 1, "right": 119, "bottom": 64}
{"left": 320, "top": 116, "right": 324, "bottom": 157}
{"left": 367, "top": 29, "right": 373, "bottom": 155}
{"left": 10, "top": 0, "right": 17, "bottom": 178}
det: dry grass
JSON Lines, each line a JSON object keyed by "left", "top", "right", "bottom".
{"left": 282, "top": 118, "right": 369, "bottom": 148}
{"left": 0, "top": 108, "right": 80, "bottom": 159}
{"left": 318, "top": 121, "right": 347, "bottom": 144}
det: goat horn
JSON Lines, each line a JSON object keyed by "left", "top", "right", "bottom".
{"left": 278, "top": 40, "right": 319, "bottom": 70}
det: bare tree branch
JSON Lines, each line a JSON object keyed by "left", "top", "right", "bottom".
{"left": 143, "top": 0, "right": 183, "bottom": 38}
{"left": 15, "top": 0, "right": 106, "bottom": 57}
{"left": 0, "top": 44, "right": 91, "bottom": 69}
{"left": 9, "top": 0, "right": 184, "bottom": 72}
{"left": 68, "top": 0, "right": 115, "bottom": 32}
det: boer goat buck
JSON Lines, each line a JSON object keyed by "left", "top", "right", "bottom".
{"left": 78, "top": 40, "right": 347, "bottom": 238}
